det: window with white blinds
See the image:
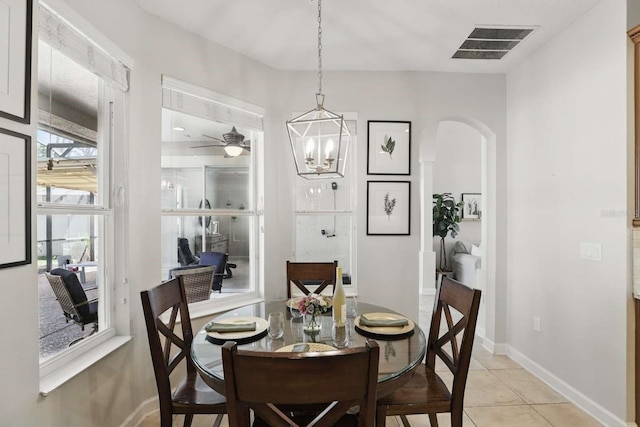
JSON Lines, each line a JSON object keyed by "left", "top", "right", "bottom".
{"left": 38, "top": 4, "right": 129, "bottom": 91}
{"left": 161, "top": 76, "right": 264, "bottom": 132}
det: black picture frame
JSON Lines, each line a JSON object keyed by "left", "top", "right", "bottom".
{"left": 367, "top": 120, "right": 411, "bottom": 175}
{"left": 0, "top": 0, "right": 33, "bottom": 123}
{"left": 0, "top": 127, "right": 31, "bottom": 269}
{"left": 461, "top": 193, "right": 482, "bottom": 220}
{"left": 366, "top": 181, "right": 411, "bottom": 236}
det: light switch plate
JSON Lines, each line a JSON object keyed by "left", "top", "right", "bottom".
{"left": 579, "top": 241, "right": 602, "bottom": 261}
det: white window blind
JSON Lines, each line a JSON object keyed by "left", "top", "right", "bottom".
{"left": 162, "top": 76, "right": 264, "bottom": 131}
{"left": 38, "top": 5, "right": 129, "bottom": 91}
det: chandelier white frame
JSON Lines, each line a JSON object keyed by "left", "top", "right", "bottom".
{"left": 286, "top": 0, "right": 350, "bottom": 179}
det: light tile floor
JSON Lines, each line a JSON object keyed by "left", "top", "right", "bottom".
{"left": 138, "top": 294, "right": 604, "bottom": 427}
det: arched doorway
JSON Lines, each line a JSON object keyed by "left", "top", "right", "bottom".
{"left": 419, "top": 117, "right": 497, "bottom": 348}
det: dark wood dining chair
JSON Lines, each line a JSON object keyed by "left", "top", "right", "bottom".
{"left": 376, "top": 276, "right": 481, "bottom": 427}
{"left": 140, "top": 277, "right": 226, "bottom": 427}
{"left": 286, "top": 260, "right": 338, "bottom": 298}
{"left": 221, "top": 340, "right": 379, "bottom": 427}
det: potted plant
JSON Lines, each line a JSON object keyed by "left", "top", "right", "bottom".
{"left": 433, "top": 193, "right": 464, "bottom": 271}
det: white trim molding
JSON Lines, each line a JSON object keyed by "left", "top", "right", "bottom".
{"left": 506, "top": 345, "right": 629, "bottom": 427}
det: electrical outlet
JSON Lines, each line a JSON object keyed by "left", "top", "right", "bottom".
{"left": 533, "top": 317, "right": 541, "bottom": 332}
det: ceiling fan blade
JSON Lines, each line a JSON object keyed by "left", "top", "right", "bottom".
{"left": 190, "top": 143, "right": 223, "bottom": 148}
{"left": 202, "top": 134, "right": 226, "bottom": 143}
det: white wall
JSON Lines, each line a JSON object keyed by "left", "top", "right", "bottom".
{"left": 433, "top": 120, "right": 482, "bottom": 269}
{"left": 507, "top": 0, "right": 630, "bottom": 424}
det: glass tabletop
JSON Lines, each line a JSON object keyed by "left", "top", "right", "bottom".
{"left": 191, "top": 300, "right": 426, "bottom": 389}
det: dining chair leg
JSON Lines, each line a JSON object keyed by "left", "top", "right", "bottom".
{"left": 428, "top": 413, "right": 439, "bottom": 426}
{"left": 212, "top": 414, "right": 224, "bottom": 427}
{"left": 450, "top": 411, "right": 463, "bottom": 427}
{"left": 400, "top": 414, "right": 412, "bottom": 427}
{"left": 183, "top": 413, "right": 193, "bottom": 427}
{"left": 376, "top": 407, "right": 387, "bottom": 427}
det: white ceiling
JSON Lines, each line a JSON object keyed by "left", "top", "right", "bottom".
{"left": 134, "top": 0, "right": 601, "bottom": 73}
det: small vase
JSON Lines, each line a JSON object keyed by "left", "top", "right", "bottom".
{"left": 303, "top": 313, "right": 321, "bottom": 333}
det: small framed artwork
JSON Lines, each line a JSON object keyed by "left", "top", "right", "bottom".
{"left": 461, "top": 193, "right": 482, "bottom": 220}
{"left": 367, "top": 120, "right": 411, "bottom": 175}
{"left": 0, "top": 0, "right": 33, "bottom": 123}
{"left": 0, "top": 127, "right": 31, "bottom": 269}
{"left": 367, "top": 181, "right": 411, "bottom": 235}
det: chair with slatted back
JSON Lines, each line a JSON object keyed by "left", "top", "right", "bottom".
{"left": 45, "top": 269, "right": 98, "bottom": 344}
{"left": 286, "top": 260, "right": 338, "bottom": 298}
{"left": 220, "top": 340, "right": 379, "bottom": 427}
{"left": 376, "top": 276, "right": 481, "bottom": 427}
{"left": 140, "top": 277, "right": 226, "bottom": 427}
{"left": 169, "top": 265, "right": 215, "bottom": 303}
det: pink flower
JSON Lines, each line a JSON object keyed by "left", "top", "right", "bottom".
{"left": 297, "top": 293, "right": 332, "bottom": 315}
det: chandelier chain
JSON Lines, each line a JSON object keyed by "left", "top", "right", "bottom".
{"left": 317, "top": 0, "right": 323, "bottom": 95}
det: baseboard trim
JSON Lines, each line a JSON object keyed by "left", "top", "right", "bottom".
{"left": 506, "top": 345, "right": 628, "bottom": 427}
{"left": 480, "top": 336, "right": 494, "bottom": 354}
{"left": 478, "top": 336, "right": 508, "bottom": 355}
{"left": 492, "top": 343, "right": 508, "bottom": 355}
{"left": 119, "top": 396, "right": 158, "bottom": 427}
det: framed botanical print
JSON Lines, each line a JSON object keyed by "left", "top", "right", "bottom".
{"left": 0, "top": 0, "right": 33, "bottom": 123}
{"left": 461, "top": 193, "right": 482, "bottom": 220}
{"left": 367, "top": 120, "right": 411, "bottom": 175}
{"left": 0, "top": 127, "right": 31, "bottom": 268}
{"left": 367, "top": 181, "right": 410, "bottom": 235}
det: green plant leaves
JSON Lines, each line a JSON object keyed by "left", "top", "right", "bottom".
{"left": 381, "top": 135, "right": 395, "bottom": 159}
{"left": 432, "top": 193, "right": 464, "bottom": 269}
{"left": 383, "top": 192, "right": 397, "bottom": 219}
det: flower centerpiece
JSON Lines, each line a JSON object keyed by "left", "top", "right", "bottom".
{"left": 297, "top": 293, "right": 332, "bottom": 332}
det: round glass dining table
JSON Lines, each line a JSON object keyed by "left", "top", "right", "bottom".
{"left": 191, "top": 299, "right": 426, "bottom": 398}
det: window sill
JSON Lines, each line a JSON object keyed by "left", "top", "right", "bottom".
{"left": 188, "top": 294, "right": 264, "bottom": 320}
{"left": 40, "top": 335, "right": 131, "bottom": 396}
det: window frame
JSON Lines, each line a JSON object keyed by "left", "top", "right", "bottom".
{"left": 160, "top": 77, "right": 265, "bottom": 316}
{"left": 292, "top": 115, "right": 358, "bottom": 294}
{"left": 36, "top": 0, "right": 133, "bottom": 393}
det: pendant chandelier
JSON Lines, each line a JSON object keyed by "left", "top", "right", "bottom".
{"left": 287, "top": 0, "right": 350, "bottom": 179}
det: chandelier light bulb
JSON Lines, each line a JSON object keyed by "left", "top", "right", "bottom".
{"left": 325, "top": 138, "right": 334, "bottom": 159}
{"left": 306, "top": 138, "right": 315, "bottom": 160}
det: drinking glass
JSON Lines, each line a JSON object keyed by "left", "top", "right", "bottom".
{"left": 332, "top": 323, "right": 350, "bottom": 348}
{"left": 268, "top": 312, "right": 284, "bottom": 339}
{"left": 346, "top": 296, "right": 358, "bottom": 318}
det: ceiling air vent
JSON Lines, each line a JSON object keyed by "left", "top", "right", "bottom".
{"left": 453, "top": 27, "right": 534, "bottom": 60}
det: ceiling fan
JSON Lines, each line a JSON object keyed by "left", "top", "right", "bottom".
{"left": 190, "top": 126, "right": 251, "bottom": 157}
